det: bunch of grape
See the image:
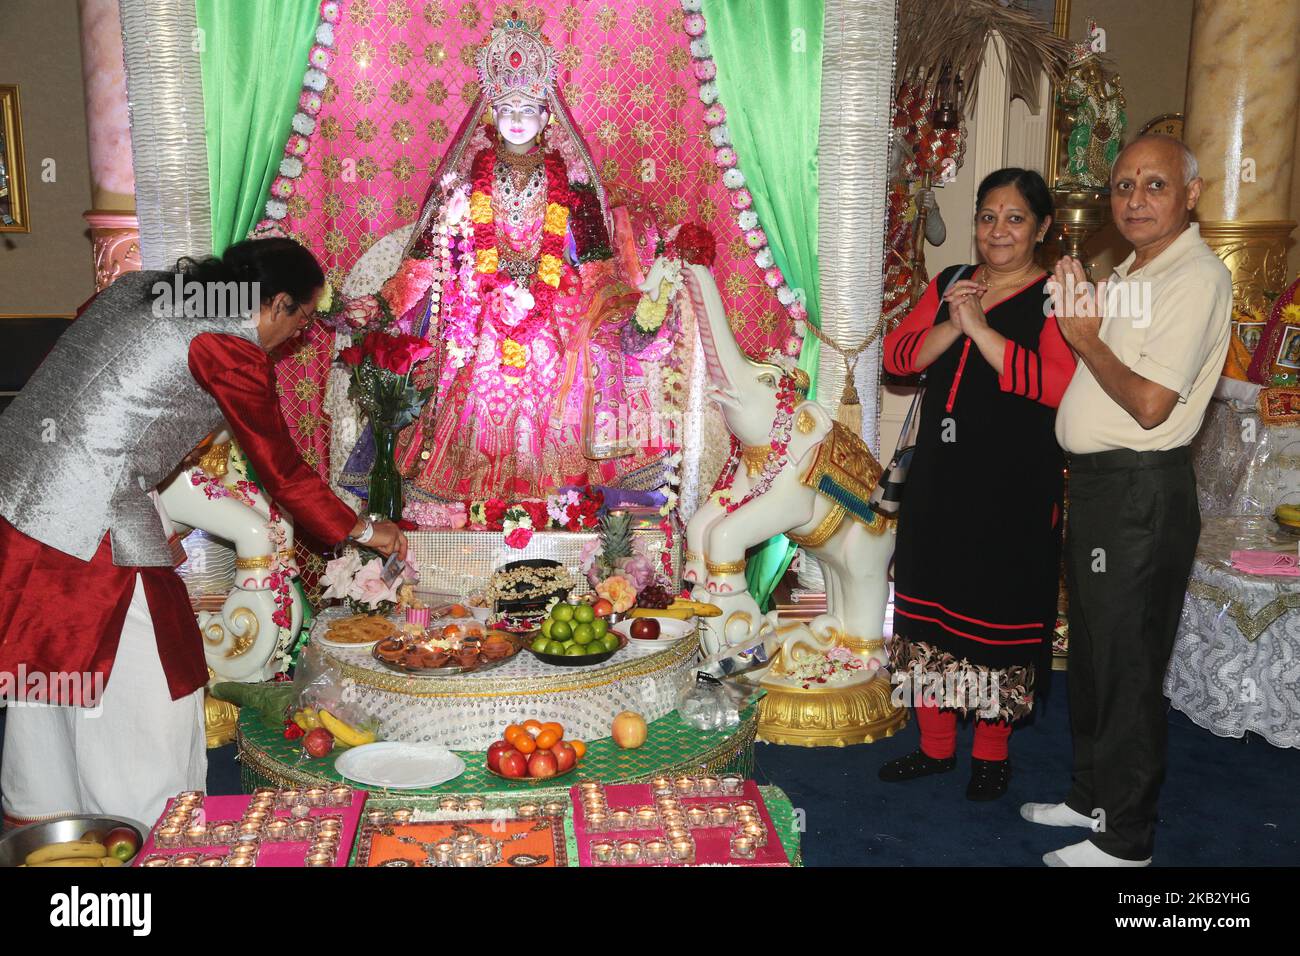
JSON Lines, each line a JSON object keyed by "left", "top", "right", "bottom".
{"left": 637, "top": 582, "right": 675, "bottom": 609}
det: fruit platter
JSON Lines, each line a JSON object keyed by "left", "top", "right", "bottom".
{"left": 525, "top": 597, "right": 625, "bottom": 665}
{"left": 0, "top": 815, "right": 146, "bottom": 868}
{"left": 485, "top": 719, "right": 588, "bottom": 782}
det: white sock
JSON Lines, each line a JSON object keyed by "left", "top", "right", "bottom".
{"left": 1020, "top": 802, "right": 1097, "bottom": 829}
{"left": 1043, "top": 839, "right": 1150, "bottom": 868}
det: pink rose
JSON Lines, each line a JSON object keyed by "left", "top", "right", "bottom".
{"left": 349, "top": 559, "right": 401, "bottom": 608}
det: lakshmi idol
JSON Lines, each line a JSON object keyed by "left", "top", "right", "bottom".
{"left": 351, "top": 18, "right": 672, "bottom": 505}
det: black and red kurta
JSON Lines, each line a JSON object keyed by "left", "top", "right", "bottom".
{"left": 883, "top": 264, "right": 1075, "bottom": 720}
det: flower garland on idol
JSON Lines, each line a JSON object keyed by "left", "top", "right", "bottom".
{"left": 468, "top": 147, "right": 573, "bottom": 381}
{"left": 255, "top": 0, "right": 340, "bottom": 234}
{"left": 678, "top": 0, "right": 807, "bottom": 363}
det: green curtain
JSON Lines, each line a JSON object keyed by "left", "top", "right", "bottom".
{"left": 196, "top": 0, "right": 321, "bottom": 254}
{"left": 702, "top": 0, "right": 824, "bottom": 609}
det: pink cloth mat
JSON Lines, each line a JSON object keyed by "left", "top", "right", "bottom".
{"left": 1230, "top": 549, "right": 1300, "bottom": 576}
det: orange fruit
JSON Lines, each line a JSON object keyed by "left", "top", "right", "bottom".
{"left": 513, "top": 733, "right": 537, "bottom": 755}
{"left": 449, "top": 604, "right": 470, "bottom": 618}
{"left": 568, "top": 739, "right": 586, "bottom": 759}
{"left": 442, "top": 624, "right": 463, "bottom": 640}
{"left": 522, "top": 719, "right": 544, "bottom": 737}
{"left": 535, "top": 729, "right": 560, "bottom": 750}
{"left": 503, "top": 724, "right": 526, "bottom": 745}
{"left": 541, "top": 721, "right": 564, "bottom": 738}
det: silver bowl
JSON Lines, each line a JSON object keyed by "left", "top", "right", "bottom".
{"left": 0, "top": 814, "right": 149, "bottom": 867}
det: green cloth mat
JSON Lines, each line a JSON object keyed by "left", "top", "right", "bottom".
{"left": 238, "top": 702, "right": 759, "bottom": 797}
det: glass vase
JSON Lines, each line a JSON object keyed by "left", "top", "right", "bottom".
{"left": 367, "top": 425, "right": 403, "bottom": 522}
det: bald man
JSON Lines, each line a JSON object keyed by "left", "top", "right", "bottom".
{"left": 1023, "top": 136, "right": 1232, "bottom": 866}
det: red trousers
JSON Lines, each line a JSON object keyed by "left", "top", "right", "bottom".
{"left": 915, "top": 703, "right": 1011, "bottom": 760}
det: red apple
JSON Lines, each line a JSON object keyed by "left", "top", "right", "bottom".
{"left": 303, "top": 727, "right": 334, "bottom": 758}
{"left": 552, "top": 741, "right": 576, "bottom": 772}
{"left": 630, "top": 617, "right": 661, "bottom": 641}
{"left": 104, "top": 827, "right": 139, "bottom": 862}
{"left": 498, "top": 749, "right": 528, "bottom": 778}
{"left": 527, "top": 749, "right": 558, "bottom": 779}
{"left": 487, "top": 739, "right": 515, "bottom": 773}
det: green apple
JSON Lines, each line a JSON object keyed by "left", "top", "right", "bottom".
{"left": 552, "top": 603, "right": 575, "bottom": 623}
{"left": 574, "top": 603, "right": 595, "bottom": 624}
{"left": 565, "top": 643, "right": 587, "bottom": 656}
{"left": 544, "top": 640, "right": 567, "bottom": 656}
{"left": 531, "top": 636, "right": 550, "bottom": 653}
{"left": 600, "top": 633, "right": 620, "bottom": 653}
{"left": 550, "top": 620, "right": 572, "bottom": 642}
{"left": 571, "top": 622, "right": 595, "bottom": 645}
{"left": 591, "top": 618, "right": 608, "bottom": 638}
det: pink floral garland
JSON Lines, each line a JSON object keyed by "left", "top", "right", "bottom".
{"left": 709, "top": 371, "right": 798, "bottom": 515}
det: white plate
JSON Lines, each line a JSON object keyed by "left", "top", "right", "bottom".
{"left": 613, "top": 616, "right": 695, "bottom": 650}
{"left": 334, "top": 742, "right": 466, "bottom": 790}
{"left": 315, "top": 632, "right": 387, "bottom": 650}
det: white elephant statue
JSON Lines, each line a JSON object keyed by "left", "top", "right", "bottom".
{"left": 643, "top": 258, "right": 896, "bottom": 678}
{"left": 157, "top": 430, "right": 305, "bottom": 683}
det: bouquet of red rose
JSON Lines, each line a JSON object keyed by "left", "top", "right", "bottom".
{"left": 337, "top": 330, "right": 435, "bottom": 431}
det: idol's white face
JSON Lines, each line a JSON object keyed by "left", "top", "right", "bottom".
{"left": 495, "top": 94, "right": 548, "bottom": 147}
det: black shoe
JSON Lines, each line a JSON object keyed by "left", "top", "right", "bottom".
{"left": 966, "top": 758, "right": 1011, "bottom": 801}
{"left": 878, "top": 748, "right": 957, "bottom": 782}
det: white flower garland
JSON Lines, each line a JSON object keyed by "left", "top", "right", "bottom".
{"left": 677, "top": 0, "right": 808, "bottom": 361}
{"left": 256, "top": 1, "right": 339, "bottom": 231}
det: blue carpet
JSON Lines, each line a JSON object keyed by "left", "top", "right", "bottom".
{"left": 5, "top": 671, "right": 1297, "bottom": 865}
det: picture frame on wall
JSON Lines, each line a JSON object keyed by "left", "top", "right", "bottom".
{"left": 0, "top": 84, "right": 30, "bottom": 233}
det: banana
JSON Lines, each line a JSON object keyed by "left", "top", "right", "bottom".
{"left": 292, "top": 707, "right": 322, "bottom": 731}
{"left": 629, "top": 599, "right": 723, "bottom": 620}
{"left": 318, "top": 709, "right": 376, "bottom": 748}
{"left": 99, "top": 857, "right": 125, "bottom": 867}
{"left": 1276, "top": 504, "right": 1300, "bottom": 524}
{"left": 29, "top": 859, "right": 104, "bottom": 867}
{"left": 26, "top": 841, "right": 108, "bottom": 865}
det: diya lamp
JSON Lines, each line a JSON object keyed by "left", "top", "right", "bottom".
{"left": 390, "top": 807, "right": 414, "bottom": 824}
{"left": 517, "top": 802, "right": 540, "bottom": 819}
{"left": 543, "top": 800, "right": 567, "bottom": 817}
{"left": 265, "top": 819, "right": 290, "bottom": 842}
{"left": 454, "top": 850, "right": 478, "bottom": 868}
{"left": 438, "top": 797, "right": 462, "bottom": 812}
{"left": 729, "top": 833, "right": 756, "bottom": 860}
{"left": 463, "top": 797, "right": 487, "bottom": 813}
{"left": 618, "top": 840, "right": 643, "bottom": 864}
{"left": 591, "top": 841, "right": 616, "bottom": 864}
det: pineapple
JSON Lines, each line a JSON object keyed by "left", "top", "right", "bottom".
{"left": 596, "top": 510, "right": 632, "bottom": 580}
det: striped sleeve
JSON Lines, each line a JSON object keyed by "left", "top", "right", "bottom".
{"left": 883, "top": 275, "right": 942, "bottom": 376}
{"left": 998, "top": 314, "right": 1077, "bottom": 408}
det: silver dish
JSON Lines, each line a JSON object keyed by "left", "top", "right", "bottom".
{"left": 0, "top": 814, "right": 149, "bottom": 867}
{"left": 370, "top": 634, "right": 521, "bottom": 678}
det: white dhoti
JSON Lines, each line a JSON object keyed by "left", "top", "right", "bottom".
{"left": 1, "top": 574, "right": 206, "bottom": 827}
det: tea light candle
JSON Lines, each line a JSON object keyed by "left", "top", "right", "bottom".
{"left": 730, "top": 834, "right": 756, "bottom": 860}
{"left": 242, "top": 808, "right": 268, "bottom": 824}
{"left": 290, "top": 819, "right": 315, "bottom": 840}
{"left": 227, "top": 856, "right": 255, "bottom": 868}
{"left": 644, "top": 839, "right": 668, "bottom": 863}
{"left": 674, "top": 776, "right": 695, "bottom": 794}
{"left": 238, "top": 821, "right": 263, "bottom": 837}
{"left": 585, "top": 811, "right": 608, "bottom": 831}
{"left": 305, "top": 852, "right": 334, "bottom": 868}
{"left": 252, "top": 787, "right": 276, "bottom": 800}
{"left": 289, "top": 803, "right": 312, "bottom": 820}
{"left": 198, "top": 856, "right": 226, "bottom": 867}
{"left": 455, "top": 833, "right": 477, "bottom": 849}
{"left": 165, "top": 813, "right": 190, "bottom": 830}
{"left": 517, "top": 802, "right": 540, "bottom": 819}
{"left": 635, "top": 808, "right": 659, "bottom": 827}
{"left": 610, "top": 810, "right": 634, "bottom": 830}
{"left": 390, "top": 807, "right": 414, "bottom": 824}
{"left": 142, "top": 856, "right": 170, "bottom": 867}
{"left": 476, "top": 840, "right": 498, "bottom": 864}
{"left": 454, "top": 850, "right": 478, "bottom": 867}
{"left": 665, "top": 826, "right": 690, "bottom": 843}
{"left": 279, "top": 789, "right": 301, "bottom": 808}
{"left": 733, "top": 802, "right": 757, "bottom": 817}
{"left": 304, "top": 787, "right": 326, "bottom": 807}
{"left": 579, "top": 781, "right": 602, "bottom": 794}
{"left": 170, "top": 854, "right": 200, "bottom": 867}
{"left": 650, "top": 776, "right": 672, "bottom": 794}
{"left": 543, "top": 800, "right": 567, "bottom": 817}
{"left": 211, "top": 823, "right": 236, "bottom": 844}
{"left": 698, "top": 775, "right": 720, "bottom": 794}
{"left": 463, "top": 797, "right": 487, "bottom": 812}
{"left": 434, "top": 841, "right": 454, "bottom": 863}
{"left": 709, "top": 806, "right": 734, "bottom": 827}
{"left": 262, "top": 816, "right": 288, "bottom": 842}
{"left": 662, "top": 814, "right": 686, "bottom": 830}
{"left": 328, "top": 785, "right": 352, "bottom": 806}
{"left": 591, "top": 841, "right": 616, "bottom": 864}
{"left": 669, "top": 839, "right": 694, "bottom": 863}
{"left": 686, "top": 807, "right": 709, "bottom": 827}
{"left": 178, "top": 790, "right": 204, "bottom": 805}
{"left": 720, "top": 774, "right": 744, "bottom": 794}
{"left": 184, "top": 823, "right": 208, "bottom": 845}
{"left": 312, "top": 842, "right": 339, "bottom": 858}
{"left": 742, "top": 822, "right": 767, "bottom": 847}
{"left": 582, "top": 796, "right": 607, "bottom": 811}
{"left": 366, "top": 809, "right": 389, "bottom": 826}
{"left": 619, "top": 840, "right": 642, "bottom": 863}
{"left": 157, "top": 826, "right": 182, "bottom": 848}
{"left": 438, "top": 797, "right": 462, "bottom": 811}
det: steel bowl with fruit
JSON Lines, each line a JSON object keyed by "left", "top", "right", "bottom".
{"left": 485, "top": 720, "right": 587, "bottom": 782}
{"left": 0, "top": 815, "right": 147, "bottom": 868}
{"left": 526, "top": 598, "right": 626, "bottom": 666}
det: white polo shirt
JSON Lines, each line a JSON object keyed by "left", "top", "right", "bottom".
{"left": 1055, "top": 222, "right": 1232, "bottom": 454}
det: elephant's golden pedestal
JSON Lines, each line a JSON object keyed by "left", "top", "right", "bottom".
{"left": 757, "top": 674, "right": 907, "bottom": 747}
{"left": 204, "top": 692, "right": 239, "bottom": 749}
